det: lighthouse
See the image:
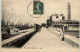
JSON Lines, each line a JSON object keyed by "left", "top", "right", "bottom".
{"left": 67, "top": 2, "right": 71, "bottom": 21}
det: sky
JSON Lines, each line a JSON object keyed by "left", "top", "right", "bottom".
{"left": 1, "top": 0, "right": 80, "bottom": 25}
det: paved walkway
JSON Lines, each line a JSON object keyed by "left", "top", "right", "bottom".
{"left": 49, "top": 27, "right": 79, "bottom": 47}
{"left": 22, "top": 27, "right": 78, "bottom": 52}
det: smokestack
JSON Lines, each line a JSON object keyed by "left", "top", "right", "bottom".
{"left": 67, "top": 2, "right": 71, "bottom": 21}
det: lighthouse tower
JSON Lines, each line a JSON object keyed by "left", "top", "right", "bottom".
{"left": 67, "top": 2, "right": 71, "bottom": 21}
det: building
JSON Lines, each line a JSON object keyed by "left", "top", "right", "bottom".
{"left": 51, "top": 2, "right": 79, "bottom": 30}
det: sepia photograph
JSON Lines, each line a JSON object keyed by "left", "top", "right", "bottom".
{"left": 1, "top": 0, "right": 79, "bottom": 52}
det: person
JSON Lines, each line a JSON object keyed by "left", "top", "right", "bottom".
{"left": 60, "top": 27, "right": 64, "bottom": 41}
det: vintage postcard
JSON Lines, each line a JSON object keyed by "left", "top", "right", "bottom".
{"left": 0, "top": 0, "right": 79, "bottom": 52}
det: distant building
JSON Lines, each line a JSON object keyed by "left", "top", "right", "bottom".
{"left": 52, "top": 20, "right": 79, "bottom": 31}
{"left": 46, "top": 2, "right": 79, "bottom": 30}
